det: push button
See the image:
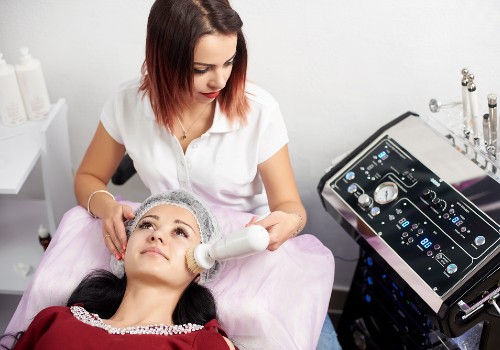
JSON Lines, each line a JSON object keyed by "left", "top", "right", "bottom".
{"left": 345, "top": 171, "right": 355, "bottom": 181}
{"left": 474, "top": 236, "right": 485, "bottom": 246}
{"left": 370, "top": 207, "right": 380, "bottom": 216}
{"left": 446, "top": 263, "right": 458, "bottom": 274}
{"left": 347, "top": 184, "right": 357, "bottom": 194}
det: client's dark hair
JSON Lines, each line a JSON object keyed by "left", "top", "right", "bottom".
{"left": 0, "top": 270, "right": 217, "bottom": 349}
{"left": 67, "top": 269, "right": 217, "bottom": 325}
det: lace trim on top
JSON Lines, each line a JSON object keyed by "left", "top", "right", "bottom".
{"left": 70, "top": 305, "right": 204, "bottom": 335}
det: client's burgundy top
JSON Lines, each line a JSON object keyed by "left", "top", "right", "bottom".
{"left": 13, "top": 306, "right": 234, "bottom": 350}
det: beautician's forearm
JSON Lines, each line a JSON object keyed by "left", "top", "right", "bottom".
{"left": 74, "top": 122, "right": 125, "bottom": 216}
{"left": 74, "top": 173, "right": 116, "bottom": 218}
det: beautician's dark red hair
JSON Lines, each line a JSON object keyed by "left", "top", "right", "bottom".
{"left": 140, "top": 0, "right": 249, "bottom": 130}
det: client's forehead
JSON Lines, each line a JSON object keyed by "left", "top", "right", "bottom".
{"left": 144, "top": 204, "right": 193, "bottom": 219}
{"left": 141, "top": 205, "right": 200, "bottom": 233}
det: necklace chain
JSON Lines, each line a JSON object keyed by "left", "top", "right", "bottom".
{"left": 70, "top": 305, "right": 204, "bottom": 336}
{"left": 176, "top": 104, "right": 209, "bottom": 141}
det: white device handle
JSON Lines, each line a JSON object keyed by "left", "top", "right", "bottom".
{"left": 209, "top": 225, "right": 269, "bottom": 260}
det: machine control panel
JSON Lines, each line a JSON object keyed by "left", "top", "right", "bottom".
{"left": 330, "top": 136, "right": 500, "bottom": 296}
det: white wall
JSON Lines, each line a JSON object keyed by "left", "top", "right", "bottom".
{"left": 1, "top": 0, "right": 500, "bottom": 289}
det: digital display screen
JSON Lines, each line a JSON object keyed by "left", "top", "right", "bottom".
{"left": 451, "top": 217, "right": 460, "bottom": 224}
{"left": 420, "top": 238, "right": 432, "bottom": 249}
{"left": 401, "top": 220, "right": 410, "bottom": 228}
{"left": 378, "top": 151, "right": 388, "bottom": 160}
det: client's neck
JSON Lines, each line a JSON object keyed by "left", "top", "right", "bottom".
{"left": 107, "top": 282, "right": 183, "bottom": 327}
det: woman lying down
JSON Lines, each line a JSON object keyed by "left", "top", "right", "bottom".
{"left": 4, "top": 190, "right": 235, "bottom": 350}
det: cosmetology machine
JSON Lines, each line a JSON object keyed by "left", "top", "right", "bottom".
{"left": 318, "top": 110, "right": 500, "bottom": 349}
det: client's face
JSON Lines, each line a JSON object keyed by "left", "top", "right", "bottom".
{"left": 124, "top": 204, "right": 202, "bottom": 289}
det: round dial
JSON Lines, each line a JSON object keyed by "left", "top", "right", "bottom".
{"left": 373, "top": 181, "right": 399, "bottom": 205}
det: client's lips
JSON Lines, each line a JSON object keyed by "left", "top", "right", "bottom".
{"left": 141, "top": 247, "right": 168, "bottom": 259}
{"left": 201, "top": 91, "right": 220, "bottom": 99}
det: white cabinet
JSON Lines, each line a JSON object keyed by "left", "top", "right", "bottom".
{"left": 0, "top": 99, "right": 75, "bottom": 294}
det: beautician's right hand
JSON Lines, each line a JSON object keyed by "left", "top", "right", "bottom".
{"left": 101, "top": 203, "right": 135, "bottom": 260}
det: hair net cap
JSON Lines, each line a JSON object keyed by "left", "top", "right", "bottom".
{"left": 114, "top": 190, "right": 223, "bottom": 284}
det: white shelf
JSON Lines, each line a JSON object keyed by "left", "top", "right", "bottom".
{"left": 0, "top": 100, "right": 64, "bottom": 139}
{"left": 0, "top": 99, "right": 75, "bottom": 295}
{"left": 0, "top": 134, "right": 40, "bottom": 194}
{"left": 0, "top": 100, "right": 66, "bottom": 195}
{"left": 0, "top": 198, "right": 47, "bottom": 294}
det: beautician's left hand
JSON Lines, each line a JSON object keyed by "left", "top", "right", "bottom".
{"left": 249, "top": 211, "right": 302, "bottom": 251}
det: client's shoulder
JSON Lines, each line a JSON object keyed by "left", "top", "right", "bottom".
{"left": 30, "top": 305, "right": 72, "bottom": 326}
{"left": 38, "top": 305, "right": 70, "bottom": 315}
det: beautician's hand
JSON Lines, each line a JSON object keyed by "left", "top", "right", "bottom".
{"left": 250, "top": 211, "right": 302, "bottom": 251}
{"left": 101, "top": 203, "right": 135, "bottom": 260}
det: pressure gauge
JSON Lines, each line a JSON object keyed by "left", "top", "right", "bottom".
{"left": 373, "top": 181, "right": 399, "bottom": 205}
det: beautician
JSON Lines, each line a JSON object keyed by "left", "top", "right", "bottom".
{"left": 74, "top": 0, "right": 339, "bottom": 348}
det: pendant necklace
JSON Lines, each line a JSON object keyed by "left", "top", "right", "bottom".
{"left": 176, "top": 104, "right": 209, "bottom": 141}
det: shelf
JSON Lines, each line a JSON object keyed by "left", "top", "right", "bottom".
{"left": 0, "top": 134, "right": 40, "bottom": 194}
{"left": 0, "top": 100, "right": 64, "bottom": 138}
{"left": 0, "top": 100, "right": 66, "bottom": 195}
{"left": 0, "top": 198, "right": 47, "bottom": 295}
{"left": 0, "top": 99, "right": 75, "bottom": 296}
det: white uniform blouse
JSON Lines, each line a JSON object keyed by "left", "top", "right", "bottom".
{"left": 101, "top": 78, "right": 289, "bottom": 214}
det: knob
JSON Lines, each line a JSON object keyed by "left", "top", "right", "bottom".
{"left": 431, "top": 198, "right": 445, "bottom": 210}
{"left": 358, "top": 194, "right": 373, "bottom": 208}
{"left": 422, "top": 189, "right": 434, "bottom": 200}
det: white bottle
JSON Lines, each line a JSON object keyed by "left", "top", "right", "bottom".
{"left": 15, "top": 47, "right": 51, "bottom": 120}
{"left": 0, "top": 53, "right": 27, "bottom": 126}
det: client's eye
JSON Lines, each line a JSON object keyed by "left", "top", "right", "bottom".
{"left": 174, "top": 227, "right": 188, "bottom": 238}
{"left": 138, "top": 220, "right": 155, "bottom": 231}
{"left": 194, "top": 67, "right": 209, "bottom": 74}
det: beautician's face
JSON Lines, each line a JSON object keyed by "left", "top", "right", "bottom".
{"left": 191, "top": 33, "right": 237, "bottom": 104}
{"left": 125, "top": 205, "right": 201, "bottom": 289}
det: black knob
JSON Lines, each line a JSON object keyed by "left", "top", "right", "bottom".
{"left": 431, "top": 198, "right": 445, "bottom": 210}
{"left": 422, "top": 189, "right": 434, "bottom": 200}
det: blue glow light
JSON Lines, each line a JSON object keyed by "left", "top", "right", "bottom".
{"left": 378, "top": 151, "right": 387, "bottom": 159}
{"left": 420, "top": 238, "right": 432, "bottom": 249}
{"left": 402, "top": 221, "right": 410, "bottom": 228}
{"left": 451, "top": 217, "right": 459, "bottom": 224}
